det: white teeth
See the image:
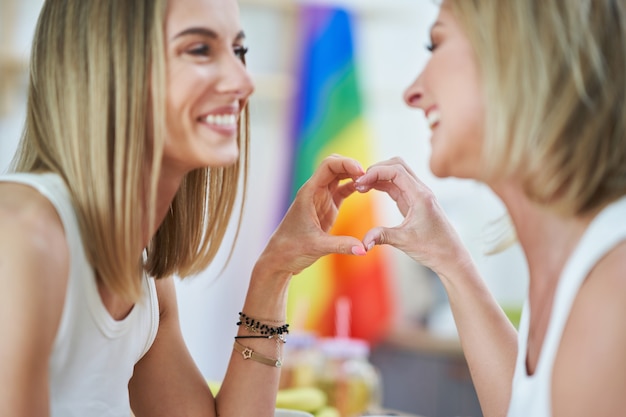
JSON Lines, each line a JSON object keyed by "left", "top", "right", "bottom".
{"left": 205, "top": 114, "right": 237, "bottom": 126}
{"left": 426, "top": 109, "right": 440, "bottom": 129}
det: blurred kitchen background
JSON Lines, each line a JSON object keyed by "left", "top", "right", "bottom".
{"left": 0, "top": 1, "right": 528, "bottom": 416}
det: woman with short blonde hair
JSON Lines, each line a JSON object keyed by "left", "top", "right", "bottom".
{"left": 450, "top": 0, "right": 626, "bottom": 216}
{"left": 356, "top": 1, "right": 626, "bottom": 416}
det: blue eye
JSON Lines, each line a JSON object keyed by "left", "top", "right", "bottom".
{"left": 234, "top": 45, "right": 248, "bottom": 61}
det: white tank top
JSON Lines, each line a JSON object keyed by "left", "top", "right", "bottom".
{"left": 507, "top": 196, "right": 626, "bottom": 416}
{"left": 0, "top": 173, "right": 159, "bottom": 417}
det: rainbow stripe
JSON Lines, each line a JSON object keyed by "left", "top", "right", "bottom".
{"left": 285, "top": 5, "right": 394, "bottom": 344}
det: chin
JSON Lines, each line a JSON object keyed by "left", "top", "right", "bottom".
{"left": 205, "top": 151, "right": 240, "bottom": 168}
{"left": 429, "top": 159, "right": 450, "bottom": 178}
{"left": 429, "top": 153, "right": 479, "bottom": 180}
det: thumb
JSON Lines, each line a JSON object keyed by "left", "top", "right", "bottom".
{"left": 320, "top": 235, "right": 369, "bottom": 257}
{"left": 362, "top": 226, "right": 395, "bottom": 251}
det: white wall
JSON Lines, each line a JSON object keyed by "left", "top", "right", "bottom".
{"left": 0, "top": 0, "right": 43, "bottom": 169}
{"left": 0, "top": 0, "right": 528, "bottom": 381}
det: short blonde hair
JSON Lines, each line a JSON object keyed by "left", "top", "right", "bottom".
{"left": 447, "top": 0, "right": 626, "bottom": 216}
{"left": 12, "top": 0, "right": 249, "bottom": 301}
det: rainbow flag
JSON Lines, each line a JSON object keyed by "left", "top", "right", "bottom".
{"left": 285, "top": 4, "right": 394, "bottom": 344}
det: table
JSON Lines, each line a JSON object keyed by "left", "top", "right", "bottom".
{"left": 364, "top": 407, "right": 426, "bottom": 416}
{"left": 369, "top": 324, "right": 483, "bottom": 417}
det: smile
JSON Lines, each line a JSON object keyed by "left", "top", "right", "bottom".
{"left": 426, "top": 109, "right": 440, "bottom": 130}
{"left": 204, "top": 114, "right": 238, "bottom": 127}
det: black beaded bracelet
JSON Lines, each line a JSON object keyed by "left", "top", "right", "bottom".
{"left": 237, "top": 312, "right": 290, "bottom": 336}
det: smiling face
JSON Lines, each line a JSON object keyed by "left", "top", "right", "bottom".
{"left": 163, "top": 0, "right": 254, "bottom": 175}
{"left": 403, "top": 2, "right": 485, "bottom": 180}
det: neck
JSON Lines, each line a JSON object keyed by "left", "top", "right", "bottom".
{"left": 491, "top": 184, "right": 592, "bottom": 297}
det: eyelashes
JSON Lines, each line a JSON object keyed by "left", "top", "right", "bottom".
{"left": 186, "top": 44, "right": 249, "bottom": 62}
{"left": 425, "top": 43, "right": 437, "bottom": 52}
{"left": 188, "top": 44, "right": 211, "bottom": 56}
{"left": 234, "top": 45, "right": 249, "bottom": 61}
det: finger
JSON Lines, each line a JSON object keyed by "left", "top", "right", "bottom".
{"left": 356, "top": 164, "right": 427, "bottom": 213}
{"left": 357, "top": 164, "right": 418, "bottom": 189}
{"left": 333, "top": 180, "right": 357, "bottom": 207}
{"left": 365, "top": 157, "right": 419, "bottom": 180}
{"left": 311, "top": 155, "right": 365, "bottom": 187}
{"left": 362, "top": 226, "right": 398, "bottom": 252}
{"left": 318, "top": 234, "right": 368, "bottom": 257}
{"left": 359, "top": 178, "right": 404, "bottom": 201}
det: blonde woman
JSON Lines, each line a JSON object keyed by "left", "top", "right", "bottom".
{"left": 356, "top": 1, "right": 626, "bottom": 416}
{"left": 0, "top": 0, "right": 368, "bottom": 415}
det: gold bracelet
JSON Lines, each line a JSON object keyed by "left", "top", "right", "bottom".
{"left": 233, "top": 340, "right": 282, "bottom": 368}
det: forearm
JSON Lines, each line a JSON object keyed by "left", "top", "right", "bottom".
{"left": 212, "top": 155, "right": 366, "bottom": 416}
{"left": 130, "top": 270, "right": 289, "bottom": 417}
{"left": 353, "top": 159, "right": 518, "bottom": 415}
{"left": 436, "top": 254, "right": 517, "bottom": 417}
{"left": 215, "top": 258, "right": 291, "bottom": 417}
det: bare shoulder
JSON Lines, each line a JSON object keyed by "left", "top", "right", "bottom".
{"left": 0, "top": 181, "right": 70, "bottom": 412}
{"left": 552, "top": 241, "right": 626, "bottom": 417}
{"left": 0, "top": 180, "right": 70, "bottom": 333}
{"left": 0, "top": 181, "right": 69, "bottom": 331}
{"left": 0, "top": 181, "right": 69, "bottom": 274}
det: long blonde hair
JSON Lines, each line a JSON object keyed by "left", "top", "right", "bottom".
{"left": 12, "top": 0, "right": 249, "bottom": 302}
{"left": 447, "top": 0, "right": 626, "bottom": 216}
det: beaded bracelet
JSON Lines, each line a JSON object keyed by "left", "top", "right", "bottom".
{"left": 233, "top": 340, "right": 282, "bottom": 368}
{"left": 237, "top": 312, "right": 290, "bottom": 336}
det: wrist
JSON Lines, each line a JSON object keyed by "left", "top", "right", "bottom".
{"left": 252, "top": 254, "right": 293, "bottom": 285}
{"left": 426, "top": 235, "right": 477, "bottom": 283}
{"left": 240, "top": 259, "right": 292, "bottom": 321}
{"left": 434, "top": 250, "right": 482, "bottom": 292}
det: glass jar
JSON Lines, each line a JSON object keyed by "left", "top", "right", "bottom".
{"left": 279, "top": 332, "right": 322, "bottom": 390}
{"left": 315, "top": 338, "right": 382, "bottom": 417}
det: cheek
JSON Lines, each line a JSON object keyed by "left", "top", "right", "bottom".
{"left": 453, "top": 102, "right": 483, "bottom": 142}
{"left": 449, "top": 103, "right": 484, "bottom": 164}
{"left": 165, "top": 75, "right": 195, "bottom": 136}
{"left": 431, "top": 101, "right": 485, "bottom": 177}
{"left": 445, "top": 70, "right": 485, "bottom": 147}
{"left": 165, "top": 61, "right": 203, "bottom": 111}
{"left": 166, "top": 73, "right": 186, "bottom": 114}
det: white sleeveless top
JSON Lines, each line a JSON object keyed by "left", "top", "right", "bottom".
{"left": 0, "top": 173, "right": 159, "bottom": 417}
{"left": 507, "top": 196, "right": 626, "bottom": 417}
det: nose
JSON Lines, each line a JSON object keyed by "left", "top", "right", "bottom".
{"left": 403, "top": 71, "right": 424, "bottom": 109}
{"left": 217, "top": 54, "right": 255, "bottom": 100}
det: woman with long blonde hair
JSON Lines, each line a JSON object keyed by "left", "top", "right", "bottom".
{"left": 0, "top": 0, "right": 369, "bottom": 415}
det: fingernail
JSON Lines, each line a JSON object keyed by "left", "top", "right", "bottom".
{"left": 367, "top": 241, "right": 375, "bottom": 251}
{"left": 351, "top": 246, "right": 366, "bottom": 256}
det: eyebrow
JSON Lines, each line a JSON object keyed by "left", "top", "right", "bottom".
{"left": 172, "top": 27, "right": 246, "bottom": 42}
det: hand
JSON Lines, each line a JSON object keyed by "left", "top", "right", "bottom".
{"left": 260, "top": 155, "right": 368, "bottom": 276}
{"left": 355, "top": 157, "right": 470, "bottom": 276}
